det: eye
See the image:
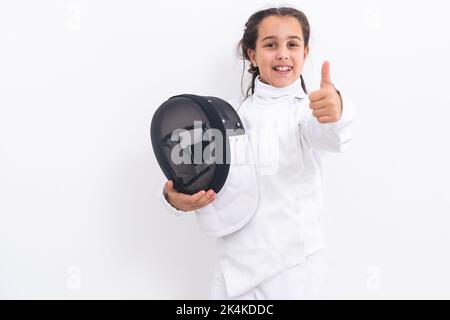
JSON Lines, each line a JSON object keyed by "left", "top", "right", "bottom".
{"left": 264, "top": 43, "right": 276, "bottom": 48}
{"left": 289, "top": 42, "right": 299, "bottom": 47}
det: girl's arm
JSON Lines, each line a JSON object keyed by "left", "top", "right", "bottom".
{"left": 300, "top": 62, "right": 356, "bottom": 152}
{"left": 300, "top": 89, "right": 356, "bottom": 153}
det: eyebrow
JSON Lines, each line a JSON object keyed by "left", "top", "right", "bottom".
{"left": 261, "top": 35, "right": 303, "bottom": 42}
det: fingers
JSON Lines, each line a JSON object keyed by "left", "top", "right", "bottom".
{"left": 308, "top": 90, "right": 327, "bottom": 102}
{"left": 316, "top": 115, "right": 336, "bottom": 123}
{"left": 309, "top": 99, "right": 329, "bottom": 111}
{"left": 310, "top": 100, "right": 340, "bottom": 120}
{"left": 193, "top": 189, "right": 216, "bottom": 208}
{"left": 177, "top": 189, "right": 215, "bottom": 210}
{"left": 189, "top": 190, "right": 207, "bottom": 202}
{"left": 312, "top": 107, "right": 332, "bottom": 118}
{"left": 172, "top": 189, "right": 205, "bottom": 206}
{"left": 203, "top": 194, "right": 216, "bottom": 207}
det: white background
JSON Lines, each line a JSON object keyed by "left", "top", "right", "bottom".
{"left": 1, "top": 0, "right": 449, "bottom": 299}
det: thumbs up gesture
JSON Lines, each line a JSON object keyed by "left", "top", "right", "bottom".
{"left": 308, "top": 61, "right": 343, "bottom": 124}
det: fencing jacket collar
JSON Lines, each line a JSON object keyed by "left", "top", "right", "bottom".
{"left": 253, "top": 76, "right": 306, "bottom": 104}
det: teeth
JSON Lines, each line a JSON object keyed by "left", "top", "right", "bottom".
{"left": 273, "top": 66, "right": 292, "bottom": 71}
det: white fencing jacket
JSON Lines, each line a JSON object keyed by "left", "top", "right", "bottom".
{"left": 160, "top": 76, "right": 356, "bottom": 297}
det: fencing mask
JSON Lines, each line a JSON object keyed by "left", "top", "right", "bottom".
{"left": 151, "top": 94, "right": 259, "bottom": 237}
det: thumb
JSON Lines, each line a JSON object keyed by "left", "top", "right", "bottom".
{"left": 320, "top": 60, "right": 333, "bottom": 89}
{"left": 165, "top": 180, "right": 176, "bottom": 194}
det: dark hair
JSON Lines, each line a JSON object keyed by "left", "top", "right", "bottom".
{"left": 237, "top": 7, "right": 310, "bottom": 97}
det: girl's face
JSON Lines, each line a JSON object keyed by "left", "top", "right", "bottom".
{"left": 247, "top": 16, "right": 309, "bottom": 88}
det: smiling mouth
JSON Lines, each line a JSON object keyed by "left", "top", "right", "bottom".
{"left": 272, "top": 65, "right": 293, "bottom": 72}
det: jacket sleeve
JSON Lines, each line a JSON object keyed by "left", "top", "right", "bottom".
{"left": 300, "top": 88, "right": 356, "bottom": 153}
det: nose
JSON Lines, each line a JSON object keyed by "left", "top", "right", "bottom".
{"left": 276, "top": 52, "right": 288, "bottom": 61}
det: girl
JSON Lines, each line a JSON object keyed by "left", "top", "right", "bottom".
{"left": 161, "top": 6, "right": 355, "bottom": 299}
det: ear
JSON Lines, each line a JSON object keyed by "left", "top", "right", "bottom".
{"left": 303, "top": 46, "right": 309, "bottom": 60}
{"left": 247, "top": 48, "right": 256, "bottom": 65}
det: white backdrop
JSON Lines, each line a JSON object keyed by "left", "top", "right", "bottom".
{"left": 1, "top": 0, "right": 450, "bottom": 299}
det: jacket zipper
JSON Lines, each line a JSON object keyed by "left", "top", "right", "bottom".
{"left": 296, "top": 122, "right": 305, "bottom": 171}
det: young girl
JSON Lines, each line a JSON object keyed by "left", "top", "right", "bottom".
{"left": 161, "top": 6, "right": 355, "bottom": 299}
